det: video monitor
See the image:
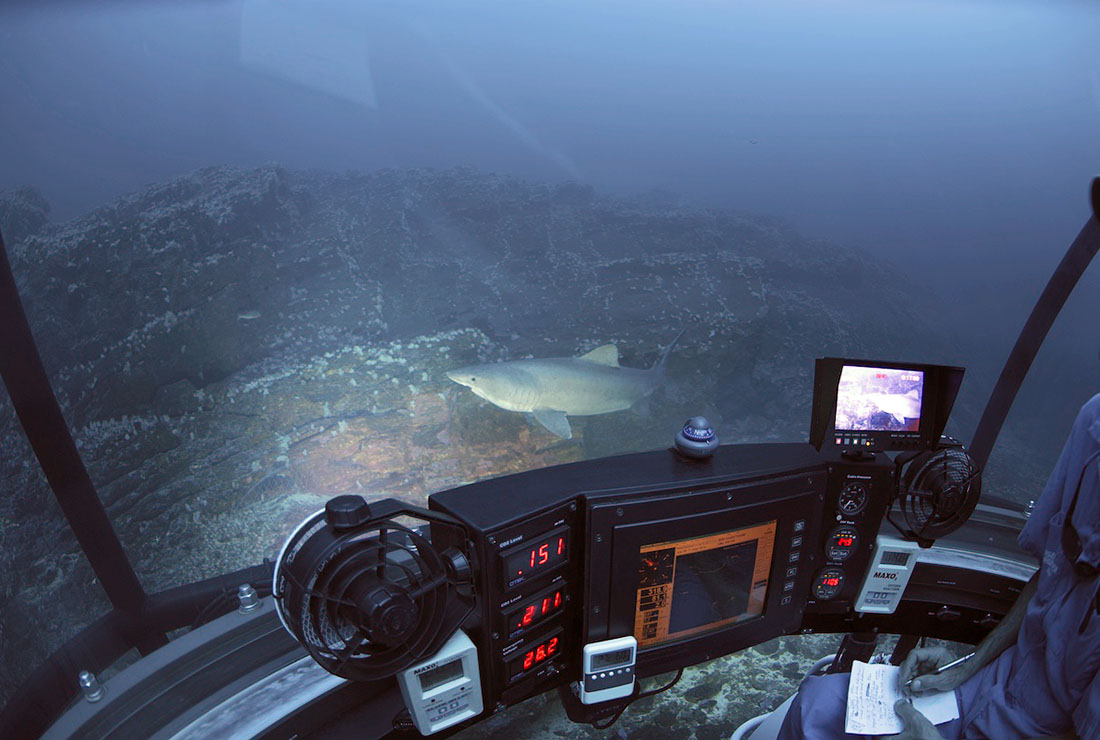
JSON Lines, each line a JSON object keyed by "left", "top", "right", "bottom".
{"left": 633, "top": 521, "right": 775, "bottom": 649}
{"left": 589, "top": 469, "right": 822, "bottom": 677}
{"left": 835, "top": 366, "right": 924, "bottom": 433}
{"left": 810, "top": 358, "right": 964, "bottom": 452}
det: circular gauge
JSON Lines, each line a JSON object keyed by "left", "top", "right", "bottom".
{"left": 825, "top": 525, "right": 860, "bottom": 562}
{"left": 838, "top": 482, "right": 868, "bottom": 516}
{"left": 812, "top": 567, "right": 845, "bottom": 600}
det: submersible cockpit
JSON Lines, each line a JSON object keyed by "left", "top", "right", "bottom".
{"left": 0, "top": 181, "right": 1097, "bottom": 739}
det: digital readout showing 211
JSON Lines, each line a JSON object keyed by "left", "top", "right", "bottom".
{"left": 506, "top": 585, "right": 566, "bottom": 637}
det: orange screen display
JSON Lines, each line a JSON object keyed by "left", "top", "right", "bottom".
{"left": 633, "top": 520, "right": 776, "bottom": 649}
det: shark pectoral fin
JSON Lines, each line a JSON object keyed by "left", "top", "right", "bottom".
{"left": 533, "top": 409, "right": 573, "bottom": 439}
{"left": 577, "top": 344, "right": 620, "bottom": 367}
{"left": 891, "top": 412, "right": 907, "bottom": 423}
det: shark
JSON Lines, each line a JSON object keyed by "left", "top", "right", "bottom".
{"left": 866, "top": 389, "right": 922, "bottom": 424}
{"left": 445, "top": 332, "right": 683, "bottom": 439}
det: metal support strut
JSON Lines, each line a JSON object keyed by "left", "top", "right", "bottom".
{"left": 968, "top": 180, "right": 1100, "bottom": 472}
{"left": 0, "top": 226, "right": 161, "bottom": 648}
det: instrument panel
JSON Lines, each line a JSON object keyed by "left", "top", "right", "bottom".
{"left": 428, "top": 442, "right": 895, "bottom": 714}
{"left": 804, "top": 454, "right": 894, "bottom": 615}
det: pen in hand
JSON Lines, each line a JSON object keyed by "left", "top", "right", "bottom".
{"left": 904, "top": 653, "right": 974, "bottom": 690}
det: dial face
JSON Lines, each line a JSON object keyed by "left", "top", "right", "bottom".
{"left": 637, "top": 548, "right": 675, "bottom": 588}
{"left": 825, "top": 525, "right": 859, "bottom": 562}
{"left": 812, "top": 568, "right": 845, "bottom": 600}
{"left": 838, "top": 482, "right": 868, "bottom": 515}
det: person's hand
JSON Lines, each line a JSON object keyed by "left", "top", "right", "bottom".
{"left": 898, "top": 647, "right": 969, "bottom": 696}
{"left": 874, "top": 701, "right": 944, "bottom": 740}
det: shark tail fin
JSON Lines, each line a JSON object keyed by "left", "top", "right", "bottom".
{"left": 652, "top": 329, "right": 685, "bottom": 375}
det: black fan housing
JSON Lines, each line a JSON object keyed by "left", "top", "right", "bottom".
{"left": 273, "top": 495, "right": 473, "bottom": 681}
{"left": 890, "top": 446, "right": 982, "bottom": 546}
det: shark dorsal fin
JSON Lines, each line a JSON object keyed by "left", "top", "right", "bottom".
{"left": 577, "top": 344, "right": 620, "bottom": 367}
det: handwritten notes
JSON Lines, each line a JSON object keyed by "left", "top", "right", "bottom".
{"left": 845, "top": 661, "right": 960, "bottom": 735}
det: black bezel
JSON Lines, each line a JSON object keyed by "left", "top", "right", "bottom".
{"left": 503, "top": 581, "right": 568, "bottom": 639}
{"left": 504, "top": 628, "right": 564, "bottom": 682}
{"left": 500, "top": 527, "right": 570, "bottom": 591}
{"left": 809, "top": 357, "right": 964, "bottom": 452}
{"left": 586, "top": 470, "right": 825, "bottom": 678}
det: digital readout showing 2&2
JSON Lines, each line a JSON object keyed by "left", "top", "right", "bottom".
{"left": 506, "top": 630, "right": 562, "bottom": 680}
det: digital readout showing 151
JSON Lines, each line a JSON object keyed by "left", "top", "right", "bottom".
{"left": 501, "top": 529, "right": 569, "bottom": 589}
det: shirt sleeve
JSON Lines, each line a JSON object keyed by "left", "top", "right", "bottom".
{"left": 1017, "top": 393, "right": 1100, "bottom": 561}
{"left": 1017, "top": 442, "right": 1069, "bottom": 559}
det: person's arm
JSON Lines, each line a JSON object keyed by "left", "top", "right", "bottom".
{"left": 969, "top": 568, "right": 1040, "bottom": 668}
{"left": 901, "top": 568, "right": 1039, "bottom": 694}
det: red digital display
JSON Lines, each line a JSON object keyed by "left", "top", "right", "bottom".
{"left": 826, "top": 526, "right": 859, "bottom": 562}
{"left": 825, "top": 577, "right": 841, "bottom": 586}
{"left": 501, "top": 528, "right": 569, "bottom": 590}
{"left": 507, "top": 631, "right": 562, "bottom": 680}
{"left": 504, "top": 583, "right": 566, "bottom": 637}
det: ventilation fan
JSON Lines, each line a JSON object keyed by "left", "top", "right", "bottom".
{"left": 889, "top": 445, "right": 982, "bottom": 547}
{"left": 273, "top": 495, "right": 474, "bottom": 681}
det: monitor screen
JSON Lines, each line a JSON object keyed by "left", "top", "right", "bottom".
{"left": 632, "top": 521, "right": 776, "bottom": 649}
{"left": 834, "top": 365, "right": 924, "bottom": 433}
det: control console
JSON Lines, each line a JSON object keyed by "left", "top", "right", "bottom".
{"left": 805, "top": 453, "right": 894, "bottom": 614}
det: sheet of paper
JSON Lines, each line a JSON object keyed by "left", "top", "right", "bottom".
{"left": 844, "top": 661, "right": 960, "bottom": 735}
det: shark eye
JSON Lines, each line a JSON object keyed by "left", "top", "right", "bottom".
{"left": 471, "top": 377, "right": 476, "bottom": 381}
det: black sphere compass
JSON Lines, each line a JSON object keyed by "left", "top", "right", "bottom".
{"left": 675, "top": 416, "right": 718, "bottom": 459}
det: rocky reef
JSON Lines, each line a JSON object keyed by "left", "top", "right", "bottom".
{"left": 0, "top": 165, "right": 961, "bottom": 719}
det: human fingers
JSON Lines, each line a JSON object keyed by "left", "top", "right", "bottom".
{"left": 898, "top": 647, "right": 953, "bottom": 693}
{"left": 894, "top": 700, "right": 939, "bottom": 739}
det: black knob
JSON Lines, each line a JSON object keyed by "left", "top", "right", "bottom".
{"left": 355, "top": 581, "right": 418, "bottom": 646}
{"left": 325, "top": 495, "right": 371, "bottom": 530}
{"left": 675, "top": 416, "right": 718, "bottom": 459}
{"left": 442, "top": 547, "right": 472, "bottom": 583}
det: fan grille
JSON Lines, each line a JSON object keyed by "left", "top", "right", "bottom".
{"left": 274, "top": 501, "right": 471, "bottom": 681}
{"left": 896, "top": 447, "right": 982, "bottom": 544}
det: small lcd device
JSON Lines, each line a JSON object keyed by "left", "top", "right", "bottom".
{"left": 396, "top": 630, "right": 483, "bottom": 735}
{"left": 578, "top": 636, "right": 637, "bottom": 704}
{"left": 854, "top": 534, "right": 922, "bottom": 614}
